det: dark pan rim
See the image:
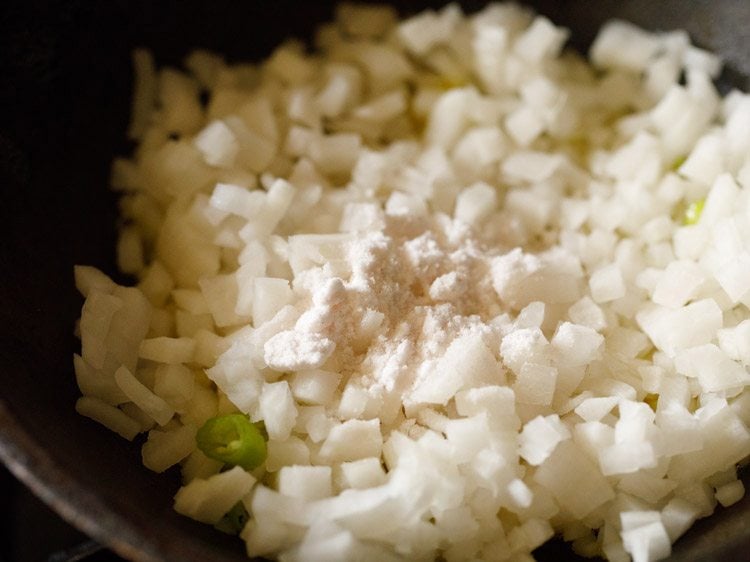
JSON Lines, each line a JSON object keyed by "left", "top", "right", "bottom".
{"left": 0, "top": 399, "right": 163, "bottom": 562}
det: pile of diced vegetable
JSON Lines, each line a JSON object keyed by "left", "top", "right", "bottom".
{"left": 74, "top": 3, "right": 750, "bottom": 561}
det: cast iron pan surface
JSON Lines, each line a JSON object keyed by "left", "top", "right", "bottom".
{"left": 1, "top": 1, "right": 749, "bottom": 560}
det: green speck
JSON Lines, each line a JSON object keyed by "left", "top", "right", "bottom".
{"left": 214, "top": 502, "right": 249, "bottom": 535}
{"left": 196, "top": 413, "right": 267, "bottom": 471}
{"left": 253, "top": 420, "right": 268, "bottom": 441}
{"left": 671, "top": 155, "right": 687, "bottom": 171}
{"left": 683, "top": 199, "right": 705, "bottom": 225}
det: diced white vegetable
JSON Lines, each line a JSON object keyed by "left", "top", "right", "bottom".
{"left": 73, "top": 354, "right": 128, "bottom": 405}
{"left": 502, "top": 151, "right": 564, "bottom": 183}
{"left": 139, "top": 337, "right": 195, "bottom": 364}
{"left": 701, "top": 173, "right": 740, "bottom": 227}
{"left": 172, "top": 289, "right": 210, "bottom": 314}
{"left": 505, "top": 106, "right": 545, "bottom": 147}
{"left": 80, "top": 291, "right": 123, "bottom": 369}
{"left": 599, "top": 441, "right": 657, "bottom": 476}
{"left": 620, "top": 511, "right": 671, "bottom": 562}
{"left": 75, "top": 397, "right": 140, "bottom": 440}
{"left": 589, "top": 264, "right": 626, "bottom": 303}
{"left": 668, "top": 406, "right": 750, "bottom": 483}
{"left": 265, "top": 437, "right": 311, "bottom": 473}
{"left": 591, "top": 20, "right": 661, "bottom": 72}
{"left": 209, "top": 183, "right": 265, "bottom": 220}
{"left": 575, "top": 397, "right": 619, "bottom": 423}
{"left": 473, "top": 24, "right": 508, "bottom": 95}
{"left": 533, "top": 440, "right": 615, "bottom": 518}
{"left": 239, "top": 96, "right": 278, "bottom": 142}
{"left": 567, "top": 297, "right": 607, "bottom": 331}
{"left": 194, "top": 120, "right": 239, "bottom": 168}
{"left": 425, "top": 89, "right": 470, "bottom": 149}
{"left": 199, "top": 274, "right": 250, "bottom": 328}
{"left": 353, "top": 89, "right": 407, "bottom": 122}
{"left": 551, "top": 322, "right": 604, "bottom": 367}
{"left": 452, "top": 127, "right": 505, "bottom": 175}
{"left": 156, "top": 206, "right": 221, "bottom": 287}
{"left": 514, "top": 363, "right": 557, "bottom": 406}
{"left": 205, "top": 345, "right": 263, "bottom": 414}
{"left": 138, "top": 261, "right": 174, "bottom": 307}
{"left": 444, "top": 414, "right": 493, "bottom": 463}
{"left": 318, "top": 419, "right": 382, "bottom": 463}
{"left": 74, "top": 266, "right": 116, "bottom": 298}
{"left": 141, "top": 424, "right": 197, "bottom": 473}
{"left": 299, "top": 407, "right": 335, "bottom": 443}
{"left": 114, "top": 366, "right": 174, "bottom": 426}
{"left": 339, "top": 458, "right": 387, "bottom": 490}
{"left": 661, "top": 497, "right": 701, "bottom": 542}
{"left": 278, "top": 465, "right": 332, "bottom": 501}
{"left": 652, "top": 260, "right": 706, "bottom": 308}
{"left": 514, "top": 16, "right": 568, "bottom": 63}
{"left": 153, "top": 364, "right": 195, "bottom": 411}
{"left": 174, "top": 466, "right": 256, "bottom": 524}
{"left": 316, "top": 64, "right": 362, "bottom": 118}
{"left": 338, "top": 385, "right": 371, "bottom": 420}
{"left": 508, "top": 517, "right": 554, "bottom": 552}
{"left": 674, "top": 344, "right": 750, "bottom": 392}
{"left": 119, "top": 403, "right": 155, "bottom": 433}
{"left": 411, "top": 333, "right": 502, "bottom": 405}
{"left": 259, "top": 381, "right": 298, "bottom": 441}
{"left": 500, "top": 328, "right": 550, "bottom": 374}
{"left": 290, "top": 369, "right": 342, "bottom": 406}
{"left": 267, "top": 46, "right": 315, "bottom": 85}
{"left": 175, "top": 311, "right": 213, "bottom": 338}
{"left": 715, "top": 480, "right": 745, "bottom": 507}
{"left": 618, "top": 472, "right": 676, "bottom": 504}
{"left": 636, "top": 299, "right": 722, "bottom": 356}
{"left": 253, "top": 278, "right": 293, "bottom": 327}
{"left": 455, "top": 386, "right": 520, "bottom": 431}
{"left": 714, "top": 252, "right": 750, "bottom": 303}
{"left": 519, "top": 414, "right": 571, "bottom": 465}
{"left": 507, "top": 478, "right": 534, "bottom": 509}
{"left": 397, "top": 7, "right": 457, "bottom": 55}
{"left": 454, "top": 182, "right": 497, "bottom": 225}
{"left": 308, "top": 134, "right": 362, "bottom": 177}
{"left": 192, "top": 329, "right": 229, "bottom": 368}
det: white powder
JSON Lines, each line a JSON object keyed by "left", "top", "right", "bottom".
{"left": 260, "top": 210, "right": 527, "bottom": 430}
{"left": 264, "top": 330, "right": 336, "bottom": 371}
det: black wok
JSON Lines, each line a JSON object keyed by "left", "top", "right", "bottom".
{"left": 1, "top": 1, "right": 749, "bottom": 560}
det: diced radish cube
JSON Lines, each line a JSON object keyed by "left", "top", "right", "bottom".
{"left": 278, "top": 465, "right": 333, "bottom": 501}
{"left": 519, "top": 414, "right": 571, "bottom": 466}
{"left": 319, "top": 419, "right": 382, "bottom": 463}
{"left": 174, "top": 466, "right": 256, "bottom": 524}
{"left": 259, "top": 381, "right": 298, "bottom": 441}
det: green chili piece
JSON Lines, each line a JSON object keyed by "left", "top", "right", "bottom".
{"left": 253, "top": 420, "right": 268, "bottom": 441}
{"left": 671, "top": 155, "right": 687, "bottom": 171}
{"left": 683, "top": 199, "right": 705, "bottom": 225}
{"left": 196, "top": 413, "right": 267, "bottom": 470}
{"left": 214, "top": 501, "right": 250, "bottom": 535}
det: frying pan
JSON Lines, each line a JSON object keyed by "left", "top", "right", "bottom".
{"left": 1, "top": 1, "right": 749, "bottom": 560}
